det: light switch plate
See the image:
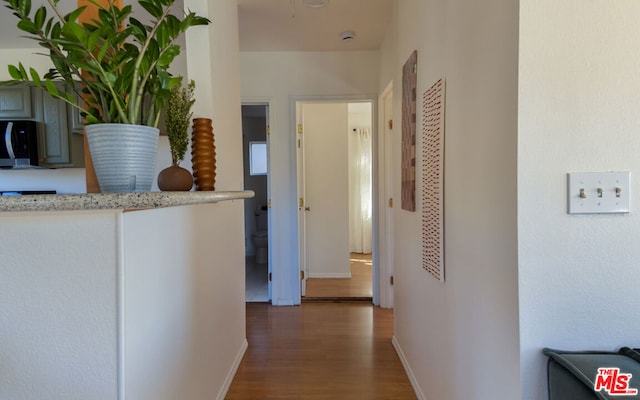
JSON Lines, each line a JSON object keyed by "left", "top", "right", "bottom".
{"left": 567, "top": 172, "right": 630, "bottom": 214}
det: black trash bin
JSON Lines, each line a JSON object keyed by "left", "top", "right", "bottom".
{"left": 543, "top": 348, "right": 640, "bottom": 400}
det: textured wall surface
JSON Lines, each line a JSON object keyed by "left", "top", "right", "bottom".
{"left": 518, "top": 1, "right": 640, "bottom": 398}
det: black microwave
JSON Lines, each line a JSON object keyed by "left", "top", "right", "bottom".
{"left": 0, "top": 120, "right": 39, "bottom": 168}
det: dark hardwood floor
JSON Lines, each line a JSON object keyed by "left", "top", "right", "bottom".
{"left": 225, "top": 302, "right": 417, "bottom": 400}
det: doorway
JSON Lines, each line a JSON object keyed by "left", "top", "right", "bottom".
{"left": 242, "top": 104, "right": 270, "bottom": 302}
{"left": 297, "top": 101, "right": 374, "bottom": 300}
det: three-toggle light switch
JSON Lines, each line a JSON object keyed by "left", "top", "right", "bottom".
{"left": 567, "top": 172, "right": 630, "bottom": 214}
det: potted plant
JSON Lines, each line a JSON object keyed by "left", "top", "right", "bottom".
{"left": 157, "top": 79, "right": 195, "bottom": 191}
{"left": 2, "top": 0, "right": 209, "bottom": 192}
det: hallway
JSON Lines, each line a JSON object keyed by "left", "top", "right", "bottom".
{"left": 226, "top": 302, "right": 416, "bottom": 399}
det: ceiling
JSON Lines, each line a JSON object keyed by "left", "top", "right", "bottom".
{"left": 238, "top": 0, "right": 395, "bottom": 51}
{"left": 0, "top": 0, "right": 395, "bottom": 52}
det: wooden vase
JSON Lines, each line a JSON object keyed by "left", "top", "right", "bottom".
{"left": 191, "top": 118, "right": 216, "bottom": 191}
{"left": 157, "top": 163, "right": 193, "bottom": 191}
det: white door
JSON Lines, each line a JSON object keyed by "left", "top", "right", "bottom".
{"left": 298, "top": 103, "right": 351, "bottom": 294}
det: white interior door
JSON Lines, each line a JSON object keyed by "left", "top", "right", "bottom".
{"left": 300, "top": 103, "right": 351, "bottom": 285}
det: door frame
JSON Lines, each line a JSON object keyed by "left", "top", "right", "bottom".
{"left": 242, "top": 97, "right": 274, "bottom": 301}
{"left": 378, "top": 81, "right": 394, "bottom": 308}
{"left": 292, "top": 94, "right": 382, "bottom": 304}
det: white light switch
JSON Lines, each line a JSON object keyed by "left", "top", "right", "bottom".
{"left": 567, "top": 172, "right": 630, "bottom": 214}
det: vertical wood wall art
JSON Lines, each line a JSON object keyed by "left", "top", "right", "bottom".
{"left": 422, "top": 78, "right": 445, "bottom": 281}
{"left": 401, "top": 50, "right": 418, "bottom": 211}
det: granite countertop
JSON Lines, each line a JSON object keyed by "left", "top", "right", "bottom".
{"left": 0, "top": 191, "right": 255, "bottom": 212}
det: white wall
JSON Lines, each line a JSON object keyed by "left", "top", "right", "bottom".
{"left": 382, "top": 0, "right": 520, "bottom": 399}
{"left": 518, "top": 1, "right": 640, "bottom": 398}
{"left": 0, "top": 51, "right": 53, "bottom": 81}
{"left": 240, "top": 51, "right": 380, "bottom": 304}
{"left": 185, "top": 0, "right": 243, "bottom": 192}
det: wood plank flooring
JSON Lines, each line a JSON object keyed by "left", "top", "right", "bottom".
{"left": 225, "top": 302, "right": 416, "bottom": 400}
{"left": 304, "top": 253, "right": 372, "bottom": 299}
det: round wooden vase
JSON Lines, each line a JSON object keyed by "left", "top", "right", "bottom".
{"left": 191, "top": 118, "right": 216, "bottom": 191}
{"left": 157, "top": 163, "right": 193, "bottom": 191}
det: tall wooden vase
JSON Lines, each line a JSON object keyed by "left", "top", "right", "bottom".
{"left": 191, "top": 118, "right": 216, "bottom": 191}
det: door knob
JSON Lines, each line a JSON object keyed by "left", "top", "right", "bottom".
{"left": 305, "top": 207, "right": 310, "bottom": 211}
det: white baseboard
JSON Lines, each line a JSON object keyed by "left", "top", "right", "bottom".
{"left": 307, "top": 272, "right": 352, "bottom": 279}
{"left": 392, "top": 336, "right": 427, "bottom": 400}
{"left": 216, "top": 338, "right": 248, "bottom": 400}
{"left": 272, "top": 297, "right": 299, "bottom": 306}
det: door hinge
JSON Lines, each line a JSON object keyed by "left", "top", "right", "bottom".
{"left": 267, "top": 125, "right": 270, "bottom": 136}
{"left": 388, "top": 198, "right": 393, "bottom": 208}
{"left": 390, "top": 275, "right": 394, "bottom": 286}
{"left": 298, "top": 138, "right": 301, "bottom": 149}
{"left": 269, "top": 272, "right": 272, "bottom": 282}
{"left": 267, "top": 199, "right": 272, "bottom": 208}
{"left": 388, "top": 119, "right": 393, "bottom": 130}
{"left": 299, "top": 198, "right": 304, "bottom": 208}
{"left": 297, "top": 124, "right": 303, "bottom": 134}
{"left": 300, "top": 270, "right": 305, "bottom": 280}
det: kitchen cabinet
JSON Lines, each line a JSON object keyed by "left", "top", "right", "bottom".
{"left": 67, "top": 91, "right": 84, "bottom": 134}
{"left": 0, "top": 85, "right": 32, "bottom": 119}
{"left": 32, "top": 86, "right": 70, "bottom": 165}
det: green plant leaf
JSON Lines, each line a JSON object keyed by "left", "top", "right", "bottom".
{"left": 7, "top": 64, "right": 21, "bottom": 80}
{"left": 158, "top": 45, "right": 179, "bottom": 68}
{"left": 44, "top": 79, "right": 58, "bottom": 97}
{"left": 17, "top": 62, "right": 27, "bottom": 80}
{"left": 87, "top": 29, "right": 101, "bottom": 52}
{"left": 138, "top": 0, "right": 162, "bottom": 19}
{"left": 19, "top": 0, "right": 31, "bottom": 18}
{"left": 33, "top": 6, "right": 46, "bottom": 31}
{"left": 65, "top": 6, "right": 86, "bottom": 23}
{"left": 61, "top": 21, "right": 87, "bottom": 43}
{"left": 44, "top": 17, "right": 53, "bottom": 36}
{"left": 51, "top": 21, "right": 61, "bottom": 39}
{"left": 17, "top": 19, "right": 38, "bottom": 34}
{"left": 129, "top": 17, "right": 146, "bottom": 38}
{"left": 156, "top": 22, "right": 169, "bottom": 48}
{"left": 29, "top": 67, "right": 41, "bottom": 87}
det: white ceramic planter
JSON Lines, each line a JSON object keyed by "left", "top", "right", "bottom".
{"left": 85, "top": 123, "right": 159, "bottom": 193}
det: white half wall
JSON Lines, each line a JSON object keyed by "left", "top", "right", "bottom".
{"left": 0, "top": 202, "right": 247, "bottom": 400}
{"left": 123, "top": 202, "right": 247, "bottom": 400}
{"left": 240, "top": 51, "right": 380, "bottom": 304}
{"left": 0, "top": 211, "right": 119, "bottom": 400}
{"left": 518, "top": 1, "right": 640, "bottom": 399}
{"left": 381, "top": 0, "right": 520, "bottom": 399}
